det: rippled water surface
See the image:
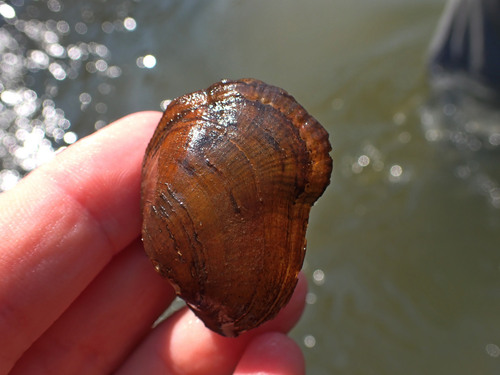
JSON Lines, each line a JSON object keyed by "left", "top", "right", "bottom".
{"left": 2, "top": 0, "right": 500, "bottom": 374}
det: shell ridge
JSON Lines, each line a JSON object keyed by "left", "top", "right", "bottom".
{"left": 174, "top": 130, "right": 266, "bottom": 325}
{"left": 163, "top": 183, "right": 208, "bottom": 292}
{"left": 215, "top": 100, "right": 296, "bottom": 331}
{"left": 225, "top": 91, "right": 313, "bottom": 330}
{"left": 257, "top": 200, "right": 300, "bottom": 327}
{"left": 205, "top": 135, "right": 267, "bottom": 324}
{"left": 236, "top": 79, "right": 332, "bottom": 203}
{"left": 242, "top": 101, "right": 307, "bottom": 195}
{"left": 225, "top": 136, "right": 263, "bottom": 204}
{"left": 229, "top": 104, "right": 303, "bottom": 315}
{"left": 231, "top": 86, "right": 319, "bottom": 202}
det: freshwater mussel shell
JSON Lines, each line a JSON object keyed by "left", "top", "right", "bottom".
{"left": 141, "top": 78, "right": 332, "bottom": 337}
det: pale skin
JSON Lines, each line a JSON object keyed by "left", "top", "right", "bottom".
{"left": 0, "top": 112, "right": 307, "bottom": 375}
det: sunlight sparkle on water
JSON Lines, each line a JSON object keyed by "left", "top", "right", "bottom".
{"left": 304, "top": 335, "right": 316, "bottom": 348}
{"left": 137, "top": 54, "right": 157, "bottom": 69}
{"left": 486, "top": 343, "right": 500, "bottom": 358}
{"left": 75, "top": 22, "right": 87, "bottom": 35}
{"left": 0, "top": 2, "right": 140, "bottom": 191}
{"left": 306, "top": 292, "right": 317, "bottom": 305}
{"left": 392, "top": 112, "right": 406, "bottom": 126}
{"left": 357, "top": 155, "right": 370, "bottom": 167}
{"left": 390, "top": 164, "right": 403, "bottom": 178}
{"left": 160, "top": 99, "right": 172, "bottom": 111}
{"left": 0, "top": 3, "right": 16, "bottom": 19}
{"left": 47, "top": 0, "right": 62, "bottom": 13}
{"left": 312, "top": 269, "right": 325, "bottom": 286}
{"left": 63, "top": 131, "right": 77, "bottom": 144}
{"left": 123, "top": 17, "right": 137, "bottom": 31}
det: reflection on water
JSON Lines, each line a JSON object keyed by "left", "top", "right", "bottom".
{"left": 1, "top": 1, "right": 500, "bottom": 374}
{"left": 0, "top": 0, "right": 156, "bottom": 190}
{"left": 421, "top": 76, "right": 500, "bottom": 208}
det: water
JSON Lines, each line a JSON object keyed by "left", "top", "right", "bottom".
{"left": 1, "top": 0, "right": 500, "bottom": 373}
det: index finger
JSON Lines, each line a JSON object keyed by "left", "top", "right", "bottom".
{"left": 0, "top": 111, "right": 162, "bottom": 368}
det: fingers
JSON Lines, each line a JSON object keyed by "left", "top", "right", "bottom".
{"left": 116, "top": 272, "right": 307, "bottom": 375}
{"left": 0, "top": 108, "right": 308, "bottom": 375}
{"left": 0, "top": 111, "right": 162, "bottom": 369}
{"left": 10, "top": 239, "right": 176, "bottom": 375}
{"left": 234, "top": 332, "right": 305, "bottom": 375}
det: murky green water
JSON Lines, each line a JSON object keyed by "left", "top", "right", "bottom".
{"left": 2, "top": 0, "right": 500, "bottom": 373}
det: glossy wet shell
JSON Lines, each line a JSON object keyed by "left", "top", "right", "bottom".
{"left": 141, "top": 78, "right": 332, "bottom": 337}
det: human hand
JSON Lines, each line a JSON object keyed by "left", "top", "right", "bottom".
{"left": 0, "top": 112, "right": 307, "bottom": 375}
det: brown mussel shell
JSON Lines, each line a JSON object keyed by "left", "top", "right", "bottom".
{"left": 141, "top": 78, "right": 332, "bottom": 337}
